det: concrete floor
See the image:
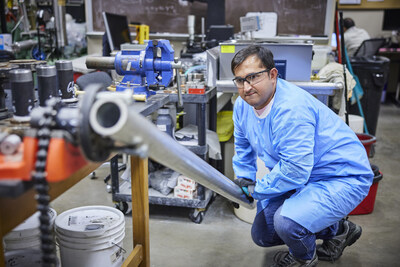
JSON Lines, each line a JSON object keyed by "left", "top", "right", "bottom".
{"left": 51, "top": 102, "right": 400, "bottom": 267}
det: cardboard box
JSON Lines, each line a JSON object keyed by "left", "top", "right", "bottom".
{"left": 174, "top": 186, "right": 197, "bottom": 199}
{"left": 0, "top": 34, "right": 12, "bottom": 51}
{"left": 177, "top": 175, "right": 197, "bottom": 190}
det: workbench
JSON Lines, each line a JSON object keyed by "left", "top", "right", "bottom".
{"left": 0, "top": 155, "right": 151, "bottom": 267}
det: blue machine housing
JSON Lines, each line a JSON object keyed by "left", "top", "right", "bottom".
{"left": 114, "top": 40, "right": 175, "bottom": 98}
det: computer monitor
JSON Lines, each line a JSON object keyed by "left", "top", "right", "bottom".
{"left": 103, "top": 12, "right": 132, "bottom": 51}
{"left": 331, "top": 32, "right": 338, "bottom": 48}
{"left": 382, "top": 9, "right": 400, "bottom": 31}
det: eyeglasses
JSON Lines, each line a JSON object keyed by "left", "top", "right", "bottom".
{"left": 233, "top": 69, "right": 270, "bottom": 88}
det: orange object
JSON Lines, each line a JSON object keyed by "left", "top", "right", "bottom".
{"left": 0, "top": 136, "right": 37, "bottom": 180}
{"left": 0, "top": 137, "right": 88, "bottom": 182}
{"left": 188, "top": 87, "right": 206, "bottom": 94}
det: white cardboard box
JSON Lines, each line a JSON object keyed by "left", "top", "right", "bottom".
{"left": 177, "top": 175, "right": 197, "bottom": 190}
{"left": 174, "top": 186, "right": 197, "bottom": 199}
{"left": 246, "top": 12, "right": 277, "bottom": 38}
{"left": 0, "top": 34, "right": 12, "bottom": 52}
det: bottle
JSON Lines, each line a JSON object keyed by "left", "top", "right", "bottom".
{"left": 156, "top": 108, "right": 174, "bottom": 138}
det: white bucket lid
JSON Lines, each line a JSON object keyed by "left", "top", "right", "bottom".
{"left": 4, "top": 208, "right": 57, "bottom": 241}
{"left": 55, "top": 206, "right": 124, "bottom": 238}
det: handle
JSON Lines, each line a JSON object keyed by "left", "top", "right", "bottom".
{"left": 174, "top": 58, "right": 183, "bottom": 107}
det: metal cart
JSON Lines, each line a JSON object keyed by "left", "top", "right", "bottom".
{"left": 111, "top": 87, "right": 218, "bottom": 223}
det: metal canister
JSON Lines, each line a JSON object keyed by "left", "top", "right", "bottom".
{"left": 156, "top": 108, "right": 174, "bottom": 137}
{"left": 55, "top": 60, "right": 75, "bottom": 101}
{"left": 10, "top": 69, "right": 35, "bottom": 121}
{"left": 37, "top": 65, "right": 58, "bottom": 106}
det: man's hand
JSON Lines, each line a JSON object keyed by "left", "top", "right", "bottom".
{"left": 234, "top": 178, "right": 256, "bottom": 188}
{"left": 234, "top": 178, "right": 256, "bottom": 201}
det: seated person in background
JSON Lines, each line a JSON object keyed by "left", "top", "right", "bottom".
{"left": 343, "top": 18, "right": 370, "bottom": 57}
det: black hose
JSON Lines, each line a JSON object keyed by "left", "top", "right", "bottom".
{"left": 32, "top": 100, "right": 59, "bottom": 267}
{"left": 339, "top": 12, "right": 350, "bottom": 126}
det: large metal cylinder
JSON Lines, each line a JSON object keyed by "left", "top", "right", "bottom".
{"left": 88, "top": 93, "right": 255, "bottom": 209}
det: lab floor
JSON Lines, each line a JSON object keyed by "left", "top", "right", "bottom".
{"left": 51, "top": 103, "right": 400, "bottom": 267}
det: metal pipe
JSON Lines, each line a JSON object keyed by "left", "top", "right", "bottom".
{"left": 201, "top": 17, "right": 205, "bottom": 43}
{"left": 12, "top": 39, "right": 38, "bottom": 53}
{"left": 85, "top": 56, "right": 116, "bottom": 70}
{"left": 19, "top": 1, "right": 30, "bottom": 33}
{"left": 88, "top": 93, "right": 255, "bottom": 209}
{"left": 188, "top": 15, "right": 195, "bottom": 45}
{"left": 174, "top": 58, "right": 183, "bottom": 107}
{"left": 53, "top": 0, "right": 67, "bottom": 47}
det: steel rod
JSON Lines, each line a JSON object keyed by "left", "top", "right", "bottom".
{"left": 89, "top": 93, "right": 255, "bottom": 209}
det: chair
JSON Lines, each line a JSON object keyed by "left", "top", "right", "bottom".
{"left": 353, "top": 38, "right": 386, "bottom": 58}
{"left": 75, "top": 71, "right": 112, "bottom": 91}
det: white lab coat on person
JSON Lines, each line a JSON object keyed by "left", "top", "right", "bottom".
{"left": 232, "top": 78, "right": 373, "bottom": 233}
{"left": 344, "top": 26, "right": 370, "bottom": 57}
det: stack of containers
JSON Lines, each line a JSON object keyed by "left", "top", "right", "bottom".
{"left": 55, "top": 205, "right": 125, "bottom": 267}
{"left": 174, "top": 175, "right": 198, "bottom": 199}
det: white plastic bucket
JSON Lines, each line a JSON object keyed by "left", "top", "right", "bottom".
{"left": 340, "top": 114, "right": 364, "bottom": 133}
{"left": 233, "top": 158, "right": 269, "bottom": 224}
{"left": 4, "top": 249, "right": 43, "bottom": 267}
{"left": 3, "top": 208, "right": 57, "bottom": 251}
{"left": 55, "top": 205, "right": 125, "bottom": 267}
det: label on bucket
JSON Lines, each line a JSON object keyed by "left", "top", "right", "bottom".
{"left": 55, "top": 206, "right": 124, "bottom": 238}
{"left": 67, "top": 215, "right": 108, "bottom": 230}
{"left": 111, "top": 247, "right": 124, "bottom": 264}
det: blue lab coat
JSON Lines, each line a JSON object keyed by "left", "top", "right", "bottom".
{"left": 233, "top": 78, "right": 373, "bottom": 233}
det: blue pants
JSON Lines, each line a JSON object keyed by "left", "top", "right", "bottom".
{"left": 251, "top": 192, "right": 339, "bottom": 260}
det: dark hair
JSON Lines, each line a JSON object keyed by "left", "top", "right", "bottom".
{"left": 343, "top": 18, "right": 355, "bottom": 29}
{"left": 231, "top": 45, "right": 275, "bottom": 74}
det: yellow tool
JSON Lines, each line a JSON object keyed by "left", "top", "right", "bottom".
{"left": 129, "top": 24, "right": 149, "bottom": 45}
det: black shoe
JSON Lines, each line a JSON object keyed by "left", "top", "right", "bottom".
{"left": 316, "top": 219, "right": 362, "bottom": 262}
{"left": 270, "top": 251, "right": 318, "bottom": 267}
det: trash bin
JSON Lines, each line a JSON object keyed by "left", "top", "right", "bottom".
{"left": 349, "top": 56, "right": 390, "bottom": 136}
{"left": 350, "top": 164, "right": 383, "bottom": 215}
{"left": 357, "top": 133, "right": 376, "bottom": 158}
